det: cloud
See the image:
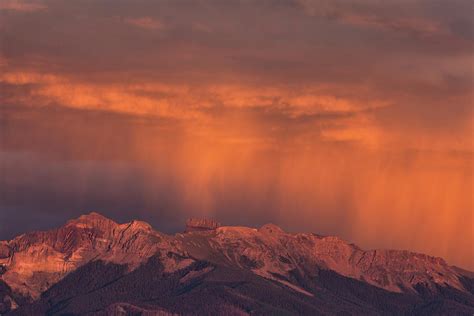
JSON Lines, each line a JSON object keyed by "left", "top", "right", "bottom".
{"left": 295, "top": 0, "right": 472, "bottom": 43}
{"left": 0, "top": 68, "right": 390, "bottom": 147}
{"left": 1, "top": 0, "right": 471, "bottom": 155}
{"left": 339, "top": 14, "right": 443, "bottom": 37}
{"left": 125, "top": 16, "right": 165, "bottom": 30}
{"left": 0, "top": 0, "right": 46, "bottom": 12}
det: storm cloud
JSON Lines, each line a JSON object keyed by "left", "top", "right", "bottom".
{"left": 0, "top": 0, "right": 472, "bottom": 269}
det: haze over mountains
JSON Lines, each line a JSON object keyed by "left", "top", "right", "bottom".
{"left": 0, "top": 212, "right": 473, "bottom": 315}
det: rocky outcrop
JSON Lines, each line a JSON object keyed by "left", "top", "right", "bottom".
{"left": 185, "top": 218, "right": 221, "bottom": 232}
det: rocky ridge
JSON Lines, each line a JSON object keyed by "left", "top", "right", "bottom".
{"left": 0, "top": 212, "right": 185, "bottom": 299}
{"left": 0, "top": 212, "right": 472, "bottom": 314}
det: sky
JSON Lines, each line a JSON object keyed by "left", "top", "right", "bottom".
{"left": 0, "top": 0, "right": 472, "bottom": 269}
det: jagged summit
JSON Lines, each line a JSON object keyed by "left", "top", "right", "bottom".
{"left": 66, "top": 211, "right": 117, "bottom": 228}
{"left": 0, "top": 212, "right": 173, "bottom": 300}
{"left": 1, "top": 212, "right": 473, "bottom": 315}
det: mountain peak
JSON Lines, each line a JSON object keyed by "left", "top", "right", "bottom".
{"left": 127, "top": 220, "right": 153, "bottom": 231}
{"left": 67, "top": 211, "right": 117, "bottom": 229}
{"left": 77, "top": 211, "right": 112, "bottom": 221}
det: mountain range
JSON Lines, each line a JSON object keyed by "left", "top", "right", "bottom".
{"left": 0, "top": 212, "right": 473, "bottom": 315}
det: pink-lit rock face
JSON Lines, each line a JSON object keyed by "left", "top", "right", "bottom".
{"left": 0, "top": 212, "right": 187, "bottom": 299}
{"left": 0, "top": 212, "right": 471, "bottom": 307}
{"left": 179, "top": 224, "right": 465, "bottom": 295}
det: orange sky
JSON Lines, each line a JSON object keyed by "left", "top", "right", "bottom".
{"left": 0, "top": 0, "right": 473, "bottom": 269}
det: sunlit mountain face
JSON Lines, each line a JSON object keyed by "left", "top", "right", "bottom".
{"left": 0, "top": 0, "right": 472, "bottom": 283}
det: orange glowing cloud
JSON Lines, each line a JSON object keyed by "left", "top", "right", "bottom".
{"left": 0, "top": 69, "right": 390, "bottom": 147}
{"left": 125, "top": 17, "right": 165, "bottom": 30}
{"left": 0, "top": 0, "right": 46, "bottom": 12}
